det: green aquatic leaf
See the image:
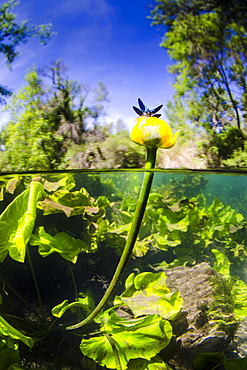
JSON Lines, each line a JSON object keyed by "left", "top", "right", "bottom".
{"left": 212, "top": 249, "right": 231, "bottom": 277}
{"left": 38, "top": 188, "right": 91, "bottom": 216}
{"left": 0, "top": 336, "right": 45, "bottom": 370}
{"left": 51, "top": 188, "right": 91, "bottom": 207}
{"left": 0, "top": 176, "right": 21, "bottom": 202}
{"left": 127, "top": 356, "right": 173, "bottom": 370}
{"left": 0, "top": 316, "right": 33, "bottom": 348}
{"left": 232, "top": 279, "right": 247, "bottom": 320}
{"left": 80, "top": 313, "right": 172, "bottom": 370}
{"left": 0, "top": 181, "right": 43, "bottom": 262}
{"left": 5, "top": 176, "right": 22, "bottom": 195}
{"left": 132, "top": 238, "right": 150, "bottom": 257}
{"left": 153, "top": 234, "right": 181, "bottom": 248}
{"left": 52, "top": 291, "right": 95, "bottom": 318}
{"left": 42, "top": 174, "right": 75, "bottom": 192}
{"left": 30, "top": 226, "right": 88, "bottom": 262}
{"left": 212, "top": 249, "right": 247, "bottom": 320}
{"left": 96, "top": 195, "right": 111, "bottom": 208}
{"left": 114, "top": 272, "right": 183, "bottom": 320}
{"left": 0, "top": 338, "right": 21, "bottom": 370}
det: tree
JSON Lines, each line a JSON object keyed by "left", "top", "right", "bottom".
{"left": 1, "top": 69, "right": 63, "bottom": 170}
{"left": 150, "top": 0, "right": 247, "bottom": 163}
{"left": 0, "top": 0, "right": 53, "bottom": 103}
{"left": 1, "top": 61, "right": 110, "bottom": 170}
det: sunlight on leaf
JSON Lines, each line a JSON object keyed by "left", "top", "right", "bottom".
{"left": 42, "top": 174, "right": 75, "bottom": 192}
{"left": 212, "top": 249, "right": 247, "bottom": 320}
{"left": 30, "top": 226, "right": 89, "bottom": 262}
{"left": 52, "top": 291, "right": 95, "bottom": 318}
{"left": 80, "top": 312, "right": 172, "bottom": 370}
{"left": 38, "top": 188, "right": 91, "bottom": 216}
{"left": 0, "top": 316, "right": 33, "bottom": 348}
{"left": 114, "top": 271, "right": 183, "bottom": 320}
{"left": 0, "top": 181, "right": 43, "bottom": 262}
{"left": 128, "top": 356, "right": 173, "bottom": 370}
{"left": 212, "top": 248, "right": 231, "bottom": 276}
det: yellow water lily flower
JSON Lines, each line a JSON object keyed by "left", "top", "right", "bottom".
{"left": 130, "top": 116, "right": 179, "bottom": 149}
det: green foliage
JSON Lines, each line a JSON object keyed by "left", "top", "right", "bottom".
{"left": 164, "top": 173, "right": 208, "bottom": 198}
{"left": 80, "top": 313, "right": 172, "bottom": 370}
{"left": 212, "top": 249, "right": 247, "bottom": 321}
{"left": 115, "top": 186, "right": 246, "bottom": 267}
{"left": 78, "top": 271, "right": 179, "bottom": 370}
{"left": 60, "top": 131, "right": 146, "bottom": 169}
{"left": 0, "top": 0, "right": 53, "bottom": 104}
{"left": 0, "top": 315, "right": 33, "bottom": 348}
{"left": 1, "top": 69, "right": 64, "bottom": 170}
{"left": 203, "top": 126, "right": 245, "bottom": 167}
{"left": 114, "top": 271, "right": 183, "bottom": 320}
{"left": 151, "top": 0, "right": 247, "bottom": 165}
{"left": 1, "top": 171, "right": 247, "bottom": 367}
{"left": 0, "top": 0, "right": 53, "bottom": 64}
{"left": 0, "top": 180, "right": 43, "bottom": 262}
{"left": 0, "top": 315, "right": 34, "bottom": 370}
{"left": 222, "top": 141, "right": 247, "bottom": 168}
{"left": 127, "top": 357, "right": 173, "bottom": 370}
{"left": 98, "top": 131, "right": 146, "bottom": 169}
{"left": 52, "top": 291, "right": 95, "bottom": 318}
{"left": 30, "top": 227, "right": 88, "bottom": 263}
{"left": 1, "top": 61, "right": 114, "bottom": 170}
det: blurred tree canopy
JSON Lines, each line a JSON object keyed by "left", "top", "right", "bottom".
{"left": 151, "top": 0, "right": 247, "bottom": 167}
{"left": 0, "top": 0, "right": 53, "bottom": 104}
{"left": 0, "top": 61, "right": 108, "bottom": 170}
{"left": 0, "top": 60, "right": 145, "bottom": 171}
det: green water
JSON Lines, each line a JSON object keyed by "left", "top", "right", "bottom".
{"left": 1, "top": 169, "right": 247, "bottom": 369}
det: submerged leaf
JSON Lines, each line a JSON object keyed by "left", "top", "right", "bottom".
{"left": 128, "top": 356, "right": 173, "bottom": 369}
{"left": 212, "top": 249, "right": 247, "bottom": 320}
{"left": 0, "top": 181, "right": 43, "bottom": 262}
{"left": 114, "top": 272, "right": 183, "bottom": 320}
{"left": 212, "top": 249, "right": 231, "bottom": 277}
{"left": 30, "top": 226, "right": 89, "bottom": 262}
{"left": 52, "top": 291, "right": 95, "bottom": 318}
{"left": 42, "top": 174, "right": 75, "bottom": 192}
{"left": 0, "top": 316, "right": 33, "bottom": 348}
{"left": 0, "top": 338, "right": 21, "bottom": 370}
{"left": 38, "top": 187, "right": 92, "bottom": 216}
{"left": 80, "top": 313, "right": 172, "bottom": 370}
{"left": 5, "top": 176, "right": 22, "bottom": 195}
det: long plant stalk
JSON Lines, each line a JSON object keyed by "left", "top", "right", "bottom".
{"left": 67, "top": 260, "right": 83, "bottom": 321}
{"left": 66, "top": 147, "right": 157, "bottom": 330}
{"left": 26, "top": 245, "right": 46, "bottom": 325}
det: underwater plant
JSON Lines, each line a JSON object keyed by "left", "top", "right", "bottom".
{"left": 66, "top": 98, "right": 179, "bottom": 330}
{"left": 2, "top": 100, "right": 247, "bottom": 369}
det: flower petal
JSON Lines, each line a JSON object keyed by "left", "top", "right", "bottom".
{"left": 130, "top": 116, "right": 178, "bottom": 149}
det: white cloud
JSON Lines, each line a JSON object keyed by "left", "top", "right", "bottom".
{"left": 55, "top": 0, "right": 113, "bottom": 19}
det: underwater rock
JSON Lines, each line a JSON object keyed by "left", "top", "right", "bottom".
{"left": 158, "top": 263, "right": 237, "bottom": 370}
{"left": 225, "top": 317, "right": 247, "bottom": 359}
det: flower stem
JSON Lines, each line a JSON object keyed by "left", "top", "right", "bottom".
{"left": 66, "top": 147, "right": 157, "bottom": 330}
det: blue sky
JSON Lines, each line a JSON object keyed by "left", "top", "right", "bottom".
{"left": 0, "top": 0, "right": 174, "bottom": 129}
